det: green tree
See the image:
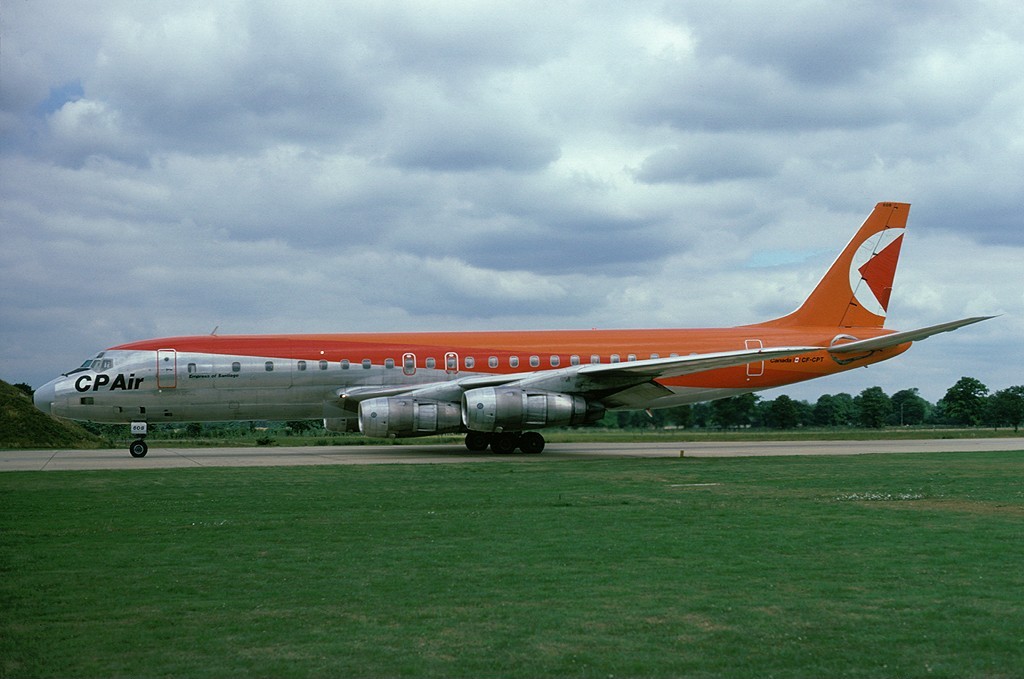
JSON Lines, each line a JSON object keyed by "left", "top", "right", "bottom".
{"left": 855, "top": 386, "right": 892, "bottom": 429}
{"left": 813, "top": 393, "right": 856, "bottom": 426}
{"left": 711, "top": 393, "right": 759, "bottom": 429}
{"left": 286, "top": 420, "right": 317, "bottom": 435}
{"left": 939, "top": 376, "right": 989, "bottom": 426}
{"left": 890, "top": 388, "right": 929, "bottom": 426}
{"left": 690, "top": 402, "right": 713, "bottom": 429}
{"left": 661, "top": 405, "right": 692, "bottom": 428}
{"left": 765, "top": 395, "right": 800, "bottom": 429}
{"left": 616, "top": 410, "right": 654, "bottom": 429}
{"left": 990, "top": 386, "right": 1024, "bottom": 432}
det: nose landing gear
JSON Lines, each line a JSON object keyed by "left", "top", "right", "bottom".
{"left": 129, "top": 439, "right": 149, "bottom": 457}
{"left": 129, "top": 421, "right": 149, "bottom": 458}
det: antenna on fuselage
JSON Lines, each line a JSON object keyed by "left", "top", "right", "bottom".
{"left": 210, "top": 325, "right": 219, "bottom": 336}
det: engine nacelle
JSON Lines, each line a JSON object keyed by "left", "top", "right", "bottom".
{"left": 462, "top": 386, "right": 603, "bottom": 432}
{"left": 323, "top": 417, "right": 359, "bottom": 433}
{"left": 358, "top": 397, "right": 463, "bottom": 438}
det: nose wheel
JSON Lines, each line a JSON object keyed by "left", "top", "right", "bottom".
{"left": 128, "top": 421, "right": 149, "bottom": 457}
{"left": 129, "top": 438, "right": 149, "bottom": 458}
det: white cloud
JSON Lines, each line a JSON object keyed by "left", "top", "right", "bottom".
{"left": 2, "top": 1, "right": 1022, "bottom": 401}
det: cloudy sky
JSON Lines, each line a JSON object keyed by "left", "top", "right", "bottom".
{"left": 2, "top": 1, "right": 1022, "bottom": 403}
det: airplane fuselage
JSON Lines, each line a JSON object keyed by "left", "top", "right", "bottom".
{"left": 38, "top": 325, "right": 905, "bottom": 428}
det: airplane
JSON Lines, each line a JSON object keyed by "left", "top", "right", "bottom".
{"left": 33, "top": 202, "right": 991, "bottom": 457}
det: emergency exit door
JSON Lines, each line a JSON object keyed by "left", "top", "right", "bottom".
{"left": 744, "top": 339, "right": 764, "bottom": 377}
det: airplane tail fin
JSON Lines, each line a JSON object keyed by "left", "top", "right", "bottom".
{"left": 760, "top": 202, "right": 910, "bottom": 329}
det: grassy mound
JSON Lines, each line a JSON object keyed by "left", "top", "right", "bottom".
{"left": 0, "top": 379, "right": 103, "bottom": 449}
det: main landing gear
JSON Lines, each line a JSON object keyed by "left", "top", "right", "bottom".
{"left": 129, "top": 421, "right": 149, "bottom": 458}
{"left": 464, "top": 431, "right": 545, "bottom": 454}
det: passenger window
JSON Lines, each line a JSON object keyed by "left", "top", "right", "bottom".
{"left": 488, "top": 356, "right": 498, "bottom": 368}
{"left": 319, "top": 360, "right": 328, "bottom": 370}
{"left": 529, "top": 356, "right": 540, "bottom": 367}
{"left": 341, "top": 359, "right": 350, "bottom": 370}
{"left": 465, "top": 357, "right": 475, "bottom": 369}
{"left": 362, "top": 359, "right": 371, "bottom": 369}
{"left": 611, "top": 354, "right": 620, "bottom": 363}
{"left": 232, "top": 362, "right": 241, "bottom": 372}
{"left": 590, "top": 355, "right": 600, "bottom": 364}
{"left": 297, "top": 360, "right": 307, "bottom": 371}
{"left": 385, "top": 358, "right": 395, "bottom": 369}
{"left": 627, "top": 354, "right": 637, "bottom": 362}
{"left": 570, "top": 355, "right": 580, "bottom": 366}
{"left": 550, "top": 355, "right": 560, "bottom": 367}
{"left": 650, "top": 353, "right": 660, "bottom": 359}
{"left": 426, "top": 357, "right": 436, "bottom": 369}
{"left": 265, "top": 361, "right": 274, "bottom": 372}
{"left": 510, "top": 356, "right": 519, "bottom": 368}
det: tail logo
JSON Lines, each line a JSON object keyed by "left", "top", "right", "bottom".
{"left": 849, "top": 229, "right": 904, "bottom": 317}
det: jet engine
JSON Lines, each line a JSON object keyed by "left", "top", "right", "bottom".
{"left": 358, "top": 397, "right": 462, "bottom": 438}
{"left": 461, "top": 386, "right": 603, "bottom": 432}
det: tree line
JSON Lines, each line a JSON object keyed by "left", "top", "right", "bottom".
{"left": 603, "top": 377, "right": 1024, "bottom": 431}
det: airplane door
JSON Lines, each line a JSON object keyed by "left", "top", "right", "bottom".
{"left": 744, "top": 339, "right": 764, "bottom": 377}
{"left": 157, "top": 349, "right": 177, "bottom": 388}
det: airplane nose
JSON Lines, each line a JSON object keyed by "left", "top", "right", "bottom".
{"left": 33, "top": 380, "right": 57, "bottom": 414}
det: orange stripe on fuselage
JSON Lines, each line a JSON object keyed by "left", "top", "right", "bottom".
{"left": 111, "top": 326, "right": 907, "bottom": 391}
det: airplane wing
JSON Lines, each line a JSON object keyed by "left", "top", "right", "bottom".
{"left": 337, "top": 345, "right": 819, "bottom": 409}
{"left": 337, "top": 316, "right": 992, "bottom": 413}
{"left": 518, "top": 346, "right": 818, "bottom": 390}
{"left": 827, "top": 316, "right": 995, "bottom": 354}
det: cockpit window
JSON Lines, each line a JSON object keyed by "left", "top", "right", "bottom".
{"left": 68, "top": 353, "right": 108, "bottom": 376}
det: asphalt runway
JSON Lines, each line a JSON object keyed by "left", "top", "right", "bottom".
{"left": 3, "top": 437, "right": 1023, "bottom": 471}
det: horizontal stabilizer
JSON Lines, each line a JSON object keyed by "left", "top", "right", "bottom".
{"left": 828, "top": 316, "right": 996, "bottom": 354}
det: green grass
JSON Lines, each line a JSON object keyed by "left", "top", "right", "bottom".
{"left": 3, "top": 452, "right": 1023, "bottom": 678}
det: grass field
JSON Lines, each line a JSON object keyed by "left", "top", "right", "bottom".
{"left": 2, "top": 451, "right": 1023, "bottom": 678}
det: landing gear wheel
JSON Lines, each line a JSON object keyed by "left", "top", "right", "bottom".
{"left": 491, "top": 432, "right": 520, "bottom": 454}
{"left": 465, "top": 431, "right": 491, "bottom": 452}
{"left": 129, "top": 439, "right": 148, "bottom": 458}
{"left": 519, "top": 431, "right": 545, "bottom": 454}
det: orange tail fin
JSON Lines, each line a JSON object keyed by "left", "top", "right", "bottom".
{"left": 761, "top": 202, "right": 909, "bottom": 329}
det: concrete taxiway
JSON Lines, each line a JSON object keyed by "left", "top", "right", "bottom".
{"left": 2, "top": 438, "right": 1022, "bottom": 472}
